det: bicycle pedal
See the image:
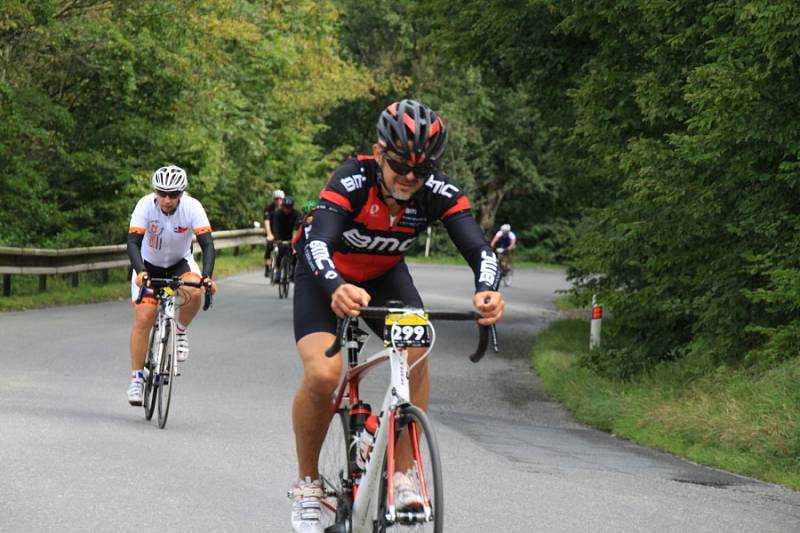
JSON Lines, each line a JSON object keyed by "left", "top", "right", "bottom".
{"left": 395, "top": 510, "right": 428, "bottom": 525}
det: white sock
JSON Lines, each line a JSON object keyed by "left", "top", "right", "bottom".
{"left": 131, "top": 369, "right": 144, "bottom": 382}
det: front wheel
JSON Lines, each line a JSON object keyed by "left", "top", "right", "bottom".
{"left": 278, "top": 255, "right": 291, "bottom": 299}
{"left": 375, "top": 405, "right": 443, "bottom": 533}
{"left": 156, "top": 320, "right": 176, "bottom": 429}
{"left": 143, "top": 326, "right": 158, "bottom": 420}
{"left": 502, "top": 264, "right": 513, "bottom": 287}
{"left": 269, "top": 248, "right": 279, "bottom": 285}
{"left": 318, "top": 408, "right": 353, "bottom": 531}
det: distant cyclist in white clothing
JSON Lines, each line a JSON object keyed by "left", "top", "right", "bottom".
{"left": 490, "top": 224, "right": 517, "bottom": 255}
{"left": 490, "top": 224, "right": 517, "bottom": 287}
{"left": 125, "top": 165, "right": 217, "bottom": 406}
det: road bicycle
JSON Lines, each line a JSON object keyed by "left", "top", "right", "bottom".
{"left": 135, "top": 276, "right": 212, "bottom": 429}
{"left": 495, "top": 247, "right": 513, "bottom": 287}
{"left": 318, "top": 303, "right": 498, "bottom": 532}
{"left": 271, "top": 240, "right": 294, "bottom": 299}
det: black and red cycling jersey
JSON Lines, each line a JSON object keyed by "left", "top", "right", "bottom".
{"left": 297, "top": 156, "right": 500, "bottom": 296}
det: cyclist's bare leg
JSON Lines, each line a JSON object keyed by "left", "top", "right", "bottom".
{"left": 177, "top": 273, "right": 203, "bottom": 327}
{"left": 293, "top": 331, "right": 342, "bottom": 479}
{"left": 395, "top": 347, "right": 430, "bottom": 472}
{"left": 130, "top": 302, "right": 157, "bottom": 370}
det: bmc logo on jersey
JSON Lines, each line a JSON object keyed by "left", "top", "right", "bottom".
{"left": 341, "top": 174, "right": 366, "bottom": 192}
{"left": 343, "top": 229, "right": 416, "bottom": 253}
{"left": 425, "top": 175, "right": 459, "bottom": 198}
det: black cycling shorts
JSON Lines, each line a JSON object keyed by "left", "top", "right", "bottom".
{"left": 143, "top": 259, "right": 192, "bottom": 278}
{"left": 293, "top": 259, "right": 423, "bottom": 342}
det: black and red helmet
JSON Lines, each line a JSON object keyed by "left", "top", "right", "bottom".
{"left": 376, "top": 99, "right": 447, "bottom": 164}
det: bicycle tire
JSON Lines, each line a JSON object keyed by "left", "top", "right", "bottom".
{"left": 279, "top": 255, "right": 291, "bottom": 299}
{"left": 318, "top": 407, "right": 353, "bottom": 531}
{"left": 156, "top": 320, "right": 176, "bottom": 429}
{"left": 270, "top": 248, "right": 279, "bottom": 285}
{"left": 375, "top": 405, "right": 443, "bottom": 533}
{"left": 143, "top": 326, "right": 158, "bottom": 420}
{"left": 503, "top": 265, "right": 513, "bottom": 287}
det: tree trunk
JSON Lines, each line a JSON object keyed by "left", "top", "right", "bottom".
{"left": 1, "top": 42, "right": 12, "bottom": 83}
{"left": 477, "top": 179, "right": 505, "bottom": 237}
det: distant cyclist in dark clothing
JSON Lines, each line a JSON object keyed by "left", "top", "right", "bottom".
{"left": 287, "top": 99, "right": 506, "bottom": 532}
{"left": 263, "top": 189, "right": 284, "bottom": 276}
{"left": 272, "top": 196, "right": 302, "bottom": 279}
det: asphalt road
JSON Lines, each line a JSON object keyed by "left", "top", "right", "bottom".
{"left": 1, "top": 264, "right": 798, "bottom": 532}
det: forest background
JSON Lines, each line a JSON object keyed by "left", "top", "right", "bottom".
{"left": 4, "top": 0, "right": 800, "bottom": 382}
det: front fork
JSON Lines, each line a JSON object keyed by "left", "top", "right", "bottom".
{"left": 383, "top": 349, "right": 433, "bottom": 524}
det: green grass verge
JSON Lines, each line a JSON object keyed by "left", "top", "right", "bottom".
{"left": 533, "top": 318, "right": 800, "bottom": 490}
{"left": 0, "top": 247, "right": 264, "bottom": 312}
{"left": 553, "top": 293, "right": 582, "bottom": 311}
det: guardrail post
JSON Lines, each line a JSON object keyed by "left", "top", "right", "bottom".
{"left": 3, "top": 274, "right": 10, "bottom": 297}
{"left": 101, "top": 269, "right": 109, "bottom": 284}
{"left": 590, "top": 294, "right": 602, "bottom": 350}
{"left": 39, "top": 275, "right": 47, "bottom": 292}
{"left": 234, "top": 246, "right": 240, "bottom": 256}
{"left": 72, "top": 272, "right": 79, "bottom": 288}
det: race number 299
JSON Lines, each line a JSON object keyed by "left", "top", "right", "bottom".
{"left": 383, "top": 313, "right": 431, "bottom": 347}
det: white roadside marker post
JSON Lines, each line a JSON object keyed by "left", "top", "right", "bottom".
{"left": 590, "top": 294, "right": 602, "bottom": 350}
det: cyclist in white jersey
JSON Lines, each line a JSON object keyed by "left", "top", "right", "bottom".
{"left": 490, "top": 223, "right": 517, "bottom": 255}
{"left": 125, "top": 165, "right": 217, "bottom": 406}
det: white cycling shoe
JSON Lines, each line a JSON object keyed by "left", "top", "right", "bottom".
{"left": 394, "top": 470, "right": 424, "bottom": 511}
{"left": 176, "top": 330, "right": 189, "bottom": 362}
{"left": 127, "top": 380, "right": 144, "bottom": 406}
{"left": 289, "top": 477, "right": 324, "bottom": 533}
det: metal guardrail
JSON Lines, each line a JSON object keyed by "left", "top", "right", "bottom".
{"left": 0, "top": 228, "right": 265, "bottom": 295}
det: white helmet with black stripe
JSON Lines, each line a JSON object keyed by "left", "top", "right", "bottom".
{"left": 152, "top": 165, "right": 188, "bottom": 192}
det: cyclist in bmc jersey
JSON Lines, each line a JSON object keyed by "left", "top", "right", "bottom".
{"left": 126, "top": 166, "right": 217, "bottom": 406}
{"left": 288, "top": 99, "right": 506, "bottom": 533}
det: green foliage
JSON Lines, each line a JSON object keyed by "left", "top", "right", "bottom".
{"left": 563, "top": 0, "right": 800, "bottom": 373}
{"left": 0, "top": 0, "right": 368, "bottom": 246}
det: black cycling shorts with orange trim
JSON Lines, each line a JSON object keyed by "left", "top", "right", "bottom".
{"left": 133, "top": 259, "right": 197, "bottom": 304}
{"left": 293, "top": 259, "right": 423, "bottom": 343}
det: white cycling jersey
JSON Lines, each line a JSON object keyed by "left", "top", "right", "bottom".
{"left": 128, "top": 193, "right": 211, "bottom": 268}
{"left": 494, "top": 230, "right": 517, "bottom": 244}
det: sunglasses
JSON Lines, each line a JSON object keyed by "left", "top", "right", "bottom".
{"left": 155, "top": 190, "right": 183, "bottom": 199}
{"left": 383, "top": 152, "right": 434, "bottom": 180}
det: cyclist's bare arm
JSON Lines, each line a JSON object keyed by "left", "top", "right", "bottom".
{"left": 473, "top": 291, "right": 504, "bottom": 325}
{"left": 331, "top": 284, "right": 371, "bottom": 318}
